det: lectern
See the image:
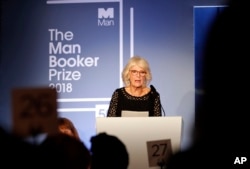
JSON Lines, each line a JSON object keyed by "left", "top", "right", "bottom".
{"left": 95, "top": 116, "right": 183, "bottom": 169}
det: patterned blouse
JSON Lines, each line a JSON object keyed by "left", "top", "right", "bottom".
{"left": 107, "top": 87, "right": 162, "bottom": 117}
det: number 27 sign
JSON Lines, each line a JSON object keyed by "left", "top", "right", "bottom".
{"left": 146, "top": 139, "right": 173, "bottom": 167}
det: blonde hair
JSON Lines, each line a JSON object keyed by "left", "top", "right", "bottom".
{"left": 122, "top": 56, "right": 152, "bottom": 87}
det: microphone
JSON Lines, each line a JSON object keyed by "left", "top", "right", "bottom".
{"left": 150, "top": 85, "right": 166, "bottom": 116}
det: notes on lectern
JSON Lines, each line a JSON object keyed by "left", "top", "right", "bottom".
{"left": 12, "top": 87, "right": 58, "bottom": 138}
{"left": 146, "top": 139, "right": 172, "bottom": 167}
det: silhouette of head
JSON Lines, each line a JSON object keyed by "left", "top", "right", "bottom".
{"left": 90, "top": 132, "right": 129, "bottom": 169}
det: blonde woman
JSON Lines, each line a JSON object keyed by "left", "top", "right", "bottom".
{"left": 107, "top": 56, "right": 162, "bottom": 117}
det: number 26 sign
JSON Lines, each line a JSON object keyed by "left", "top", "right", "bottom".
{"left": 11, "top": 87, "right": 58, "bottom": 138}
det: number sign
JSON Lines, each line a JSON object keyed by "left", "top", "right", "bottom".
{"left": 12, "top": 87, "right": 58, "bottom": 137}
{"left": 146, "top": 139, "right": 173, "bottom": 167}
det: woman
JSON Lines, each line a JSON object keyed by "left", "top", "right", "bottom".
{"left": 107, "top": 56, "right": 162, "bottom": 117}
{"left": 58, "top": 117, "right": 81, "bottom": 141}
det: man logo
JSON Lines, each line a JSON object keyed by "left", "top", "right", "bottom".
{"left": 98, "top": 8, "right": 115, "bottom": 26}
{"left": 98, "top": 8, "right": 114, "bottom": 19}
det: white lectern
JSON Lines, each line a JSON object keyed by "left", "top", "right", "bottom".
{"left": 95, "top": 116, "right": 183, "bottom": 169}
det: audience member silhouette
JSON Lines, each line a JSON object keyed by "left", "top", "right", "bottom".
{"left": 166, "top": 0, "right": 249, "bottom": 168}
{"left": 38, "top": 133, "right": 91, "bottom": 169}
{"left": 0, "top": 126, "right": 36, "bottom": 168}
{"left": 1, "top": 126, "right": 91, "bottom": 169}
{"left": 90, "top": 132, "right": 129, "bottom": 169}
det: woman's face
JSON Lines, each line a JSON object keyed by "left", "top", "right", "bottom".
{"left": 129, "top": 65, "right": 146, "bottom": 88}
{"left": 59, "top": 126, "right": 74, "bottom": 137}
